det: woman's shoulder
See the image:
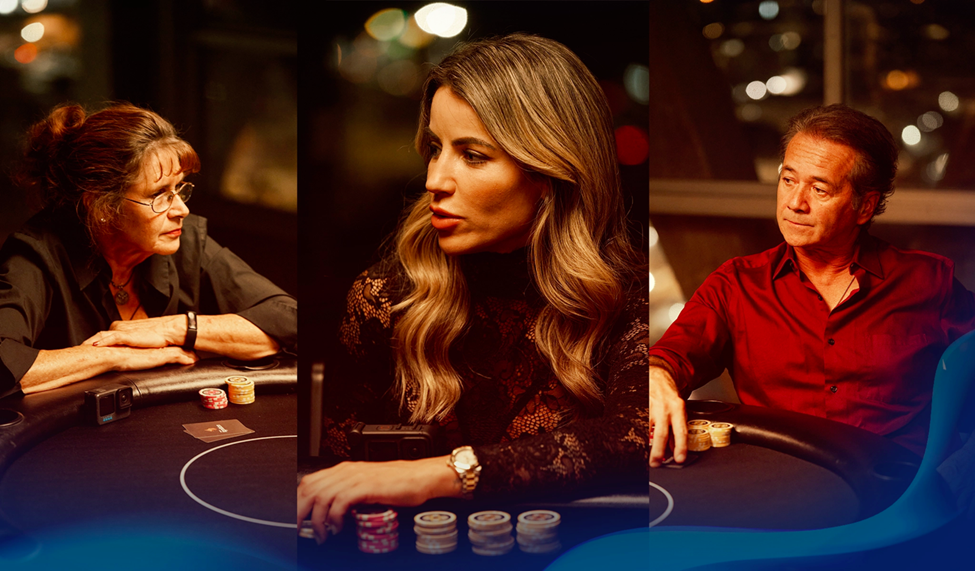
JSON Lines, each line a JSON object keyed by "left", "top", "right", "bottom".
{"left": 2, "top": 208, "right": 90, "bottom": 262}
{"left": 347, "top": 256, "right": 409, "bottom": 306}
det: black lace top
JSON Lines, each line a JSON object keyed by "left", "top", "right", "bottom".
{"left": 323, "top": 250, "right": 649, "bottom": 496}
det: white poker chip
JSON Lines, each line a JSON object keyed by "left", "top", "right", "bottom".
{"left": 416, "top": 541, "right": 458, "bottom": 555}
{"left": 517, "top": 510, "right": 561, "bottom": 528}
{"left": 467, "top": 510, "right": 511, "bottom": 531}
{"left": 468, "top": 525, "right": 514, "bottom": 543}
{"left": 414, "top": 511, "right": 457, "bottom": 528}
{"left": 416, "top": 531, "right": 459, "bottom": 548}
{"left": 414, "top": 525, "right": 457, "bottom": 537}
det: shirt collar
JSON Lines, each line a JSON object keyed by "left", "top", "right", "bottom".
{"left": 852, "top": 231, "right": 884, "bottom": 280}
{"left": 772, "top": 229, "right": 885, "bottom": 281}
{"left": 56, "top": 210, "right": 174, "bottom": 296}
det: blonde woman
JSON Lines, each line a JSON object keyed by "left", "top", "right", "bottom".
{"left": 298, "top": 34, "right": 649, "bottom": 540}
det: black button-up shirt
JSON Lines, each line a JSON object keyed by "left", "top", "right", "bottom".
{"left": 0, "top": 208, "right": 297, "bottom": 396}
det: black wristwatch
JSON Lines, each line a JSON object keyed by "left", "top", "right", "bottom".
{"left": 184, "top": 311, "right": 198, "bottom": 351}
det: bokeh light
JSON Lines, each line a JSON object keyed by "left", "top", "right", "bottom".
{"left": 938, "top": 91, "right": 960, "bottom": 113}
{"left": 766, "top": 75, "right": 787, "bottom": 95}
{"left": 615, "top": 125, "right": 649, "bottom": 166}
{"left": 884, "top": 70, "right": 918, "bottom": 91}
{"left": 702, "top": 22, "right": 724, "bottom": 40}
{"left": 364, "top": 9, "right": 407, "bottom": 42}
{"left": 776, "top": 68, "right": 807, "bottom": 95}
{"left": 398, "top": 15, "right": 435, "bottom": 49}
{"left": 624, "top": 64, "right": 649, "bottom": 105}
{"left": 719, "top": 38, "right": 744, "bottom": 57}
{"left": 758, "top": 1, "right": 780, "bottom": 20}
{"left": 21, "top": 21, "right": 44, "bottom": 42}
{"left": 924, "top": 24, "right": 949, "bottom": 40}
{"left": 415, "top": 3, "right": 467, "bottom": 38}
{"left": 917, "top": 111, "right": 943, "bottom": 132}
{"left": 901, "top": 125, "right": 922, "bottom": 146}
{"left": 925, "top": 153, "right": 949, "bottom": 182}
{"left": 745, "top": 80, "right": 767, "bottom": 100}
{"left": 648, "top": 226, "right": 658, "bottom": 249}
{"left": 14, "top": 42, "right": 37, "bottom": 63}
{"left": 21, "top": 0, "right": 46, "bottom": 14}
{"left": 0, "top": 0, "right": 17, "bottom": 15}
{"left": 648, "top": 272, "right": 656, "bottom": 293}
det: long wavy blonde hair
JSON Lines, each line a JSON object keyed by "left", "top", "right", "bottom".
{"left": 393, "top": 34, "right": 643, "bottom": 423}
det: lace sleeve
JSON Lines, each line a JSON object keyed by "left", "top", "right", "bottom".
{"left": 471, "top": 287, "right": 650, "bottom": 495}
{"left": 322, "top": 266, "right": 404, "bottom": 460}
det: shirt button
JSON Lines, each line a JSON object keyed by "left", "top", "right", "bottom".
{"left": 828, "top": 338, "right": 835, "bottom": 345}
{"left": 830, "top": 385, "right": 838, "bottom": 393}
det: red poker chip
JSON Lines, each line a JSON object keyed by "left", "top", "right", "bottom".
{"left": 353, "top": 508, "right": 397, "bottom": 526}
{"left": 358, "top": 527, "right": 399, "bottom": 542}
{"left": 357, "top": 518, "right": 399, "bottom": 529}
{"left": 358, "top": 520, "right": 399, "bottom": 535}
{"left": 358, "top": 539, "right": 399, "bottom": 553}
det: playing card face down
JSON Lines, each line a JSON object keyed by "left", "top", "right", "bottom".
{"left": 183, "top": 419, "right": 254, "bottom": 443}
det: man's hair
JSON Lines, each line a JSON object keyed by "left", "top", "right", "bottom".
{"left": 781, "top": 104, "right": 898, "bottom": 220}
{"left": 390, "top": 33, "right": 643, "bottom": 423}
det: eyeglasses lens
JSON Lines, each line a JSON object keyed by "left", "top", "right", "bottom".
{"left": 151, "top": 183, "right": 193, "bottom": 213}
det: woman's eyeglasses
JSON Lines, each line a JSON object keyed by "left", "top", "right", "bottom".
{"left": 124, "top": 182, "right": 194, "bottom": 213}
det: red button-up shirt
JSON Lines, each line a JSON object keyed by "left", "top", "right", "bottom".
{"left": 649, "top": 233, "right": 975, "bottom": 455}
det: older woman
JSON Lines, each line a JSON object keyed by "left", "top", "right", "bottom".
{"left": 0, "top": 103, "right": 297, "bottom": 396}
{"left": 298, "top": 34, "right": 648, "bottom": 541}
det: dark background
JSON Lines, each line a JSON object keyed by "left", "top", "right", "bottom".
{"left": 304, "top": 0, "right": 650, "bottom": 362}
{"left": 0, "top": 0, "right": 297, "bottom": 296}
{"left": 302, "top": 0, "right": 650, "bottom": 453}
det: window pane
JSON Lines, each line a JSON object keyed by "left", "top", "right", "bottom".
{"left": 650, "top": 1, "right": 825, "bottom": 182}
{"left": 846, "top": 1, "right": 975, "bottom": 188}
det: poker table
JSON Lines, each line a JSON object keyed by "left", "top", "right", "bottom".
{"left": 0, "top": 355, "right": 297, "bottom": 571}
{"left": 298, "top": 473, "right": 648, "bottom": 571}
{"left": 302, "top": 400, "right": 921, "bottom": 571}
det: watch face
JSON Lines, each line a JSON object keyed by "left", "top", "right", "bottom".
{"left": 455, "top": 449, "right": 476, "bottom": 467}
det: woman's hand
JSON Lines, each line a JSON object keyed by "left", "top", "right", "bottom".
{"left": 296, "top": 456, "right": 461, "bottom": 543}
{"left": 21, "top": 345, "right": 197, "bottom": 394}
{"left": 84, "top": 314, "right": 279, "bottom": 360}
{"left": 84, "top": 316, "right": 184, "bottom": 348}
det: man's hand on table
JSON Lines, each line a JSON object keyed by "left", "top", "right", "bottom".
{"left": 649, "top": 365, "right": 687, "bottom": 468}
{"left": 296, "top": 455, "right": 462, "bottom": 543}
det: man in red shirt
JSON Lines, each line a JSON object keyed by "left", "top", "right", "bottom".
{"left": 649, "top": 104, "right": 975, "bottom": 465}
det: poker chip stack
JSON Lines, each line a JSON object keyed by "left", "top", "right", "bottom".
{"left": 298, "top": 519, "right": 315, "bottom": 540}
{"left": 199, "top": 388, "right": 228, "bottom": 410}
{"left": 413, "top": 511, "right": 458, "bottom": 554}
{"left": 352, "top": 506, "right": 399, "bottom": 554}
{"left": 226, "top": 376, "right": 255, "bottom": 405}
{"left": 516, "top": 510, "right": 562, "bottom": 554}
{"left": 686, "top": 427, "right": 712, "bottom": 452}
{"left": 467, "top": 511, "right": 514, "bottom": 556}
{"left": 708, "top": 422, "right": 734, "bottom": 447}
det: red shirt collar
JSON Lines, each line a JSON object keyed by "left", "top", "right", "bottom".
{"left": 773, "top": 230, "right": 886, "bottom": 281}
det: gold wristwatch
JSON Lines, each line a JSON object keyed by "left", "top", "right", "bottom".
{"left": 447, "top": 445, "right": 481, "bottom": 499}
